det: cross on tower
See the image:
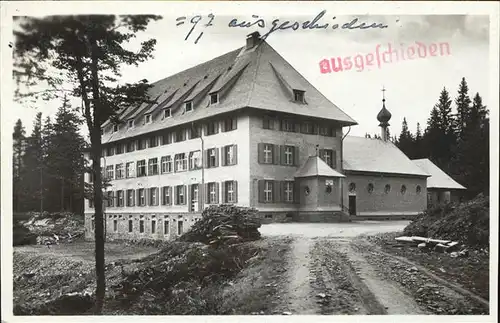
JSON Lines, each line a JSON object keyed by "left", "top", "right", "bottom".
{"left": 382, "top": 86, "right": 386, "bottom": 101}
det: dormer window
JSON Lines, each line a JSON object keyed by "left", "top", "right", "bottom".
{"left": 185, "top": 101, "right": 193, "bottom": 113}
{"left": 145, "top": 114, "right": 152, "bottom": 124}
{"left": 210, "top": 93, "right": 219, "bottom": 105}
{"left": 164, "top": 108, "right": 171, "bottom": 118}
{"left": 113, "top": 124, "right": 118, "bottom": 133}
{"left": 293, "top": 90, "right": 305, "bottom": 103}
{"left": 127, "top": 119, "right": 134, "bottom": 129}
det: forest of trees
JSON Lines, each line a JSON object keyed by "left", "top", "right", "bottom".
{"left": 366, "top": 77, "right": 490, "bottom": 200}
{"left": 12, "top": 96, "right": 87, "bottom": 214}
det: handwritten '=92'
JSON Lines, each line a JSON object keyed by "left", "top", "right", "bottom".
{"left": 176, "top": 15, "right": 215, "bottom": 44}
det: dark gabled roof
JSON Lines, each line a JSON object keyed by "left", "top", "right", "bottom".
{"left": 412, "top": 159, "right": 466, "bottom": 190}
{"left": 343, "top": 136, "right": 430, "bottom": 177}
{"left": 102, "top": 35, "right": 357, "bottom": 144}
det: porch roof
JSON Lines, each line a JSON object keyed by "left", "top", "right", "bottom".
{"left": 294, "top": 156, "right": 346, "bottom": 178}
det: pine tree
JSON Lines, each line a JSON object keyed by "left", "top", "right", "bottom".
{"left": 454, "top": 77, "right": 471, "bottom": 141}
{"left": 13, "top": 14, "right": 162, "bottom": 313}
{"left": 414, "top": 122, "right": 424, "bottom": 159}
{"left": 22, "top": 112, "right": 44, "bottom": 212}
{"left": 423, "top": 106, "right": 442, "bottom": 164}
{"left": 12, "top": 119, "right": 26, "bottom": 212}
{"left": 397, "top": 117, "right": 414, "bottom": 158}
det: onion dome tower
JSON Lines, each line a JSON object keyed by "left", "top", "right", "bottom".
{"left": 377, "top": 87, "right": 392, "bottom": 141}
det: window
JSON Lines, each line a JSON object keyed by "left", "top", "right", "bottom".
{"left": 137, "top": 138, "right": 147, "bottom": 150}
{"left": 126, "top": 189, "right": 135, "bottom": 206}
{"left": 263, "top": 144, "right": 273, "bottom": 164}
{"left": 145, "top": 114, "right": 152, "bottom": 124}
{"left": 264, "top": 181, "right": 273, "bottom": 202}
{"left": 224, "top": 181, "right": 236, "bottom": 203}
{"left": 284, "top": 181, "right": 294, "bottom": 202}
{"left": 91, "top": 218, "right": 95, "bottom": 230}
{"left": 208, "top": 182, "right": 218, "bottom": 204}
{"left": 222, "top": 145, "right": 237, "bottom": 166}
{"left": 176, "top": 185, "right": 186, "bottom": 205}
{"left": 151, "top": 219, "right": 156, "bottom": 234}
{"left": 149, "top": 136, "right": 158, "bottom": 148}
{"left": 174, "top": 153, "right": 187, "bottom": 172}
{"left": 325, "top": 179, "right": 333, "bottom": 194}
{"left": 128, "top": 119, "right": 134, "bottom": 129}
{"left": 138, "top": 188, "right": 145, "bottom": 206}
{"left": 185, "top": 101, "right": 193, "bottom": 112}
{"left": 106, "top": 146, "right": 114, "bottom": 157}
{"left": 115, "top": 163, "right": 124, "bottom": 179}
{"left": 178, "top": 221, "right": 184, "bottom": 235}
{"left": 164, "top": 108, "right": 171, "bottom": 118}
{"left": 206, "top": 121, "right": 218, "bottom": 135}
{"left": 348, "top": 182, "right": 356, "bottom": 193}
{"left": 263, "top": 116, "right": 274, "bottom": 130}
{"left": 128, "top": 219, "right": 133, "bottom": 232}
{"left": 116, "top": 144, "right": 123, "bottom": 155}
{"left": 367, "top": 183, "right": 374, "bottom": 194}
{"left": 265, "top": 214, "right": 273, "bottom": 219}
{"left": 113, "top": 124, "right": 118, "bottom": 132}
{"left": 126, "top": 140, "right": 135, "bottom": 152}
{"left": 284, "top": 146, "right": 294, "bottom": 165}
{"left": 126, "top": 162, "right": 135, "bottom": 178}
{"left": 281, "top": 119, "right": 295, "bottom": 132}
{"left": 161, "top": 156, "right": 172, "bottom": 174}
{"left": 190, "top": 126, "right": 201, "bottom": 139}
{"left": 137, "top": 160, "right": 147, "bottom": 177}
{"left": 106, "top": 165, "right": 114, "bottom": 180}
{"left": 301, "top": 122, "right": 314, "bottom": 134}
{"left": 162, "top": 186, "right": 171, "bottom": 205}
{"left": 175, "top": 129, "right": 185, "bottom": 142}
{"left": 161, "top": 132, "right": 172, "bottom": 145}
{"left": 207, "top": 148, "right": 218, "bottom": 168}
{"left": 148, "top": 158, "right": 159, "bottom": 175}
{"left": 149, "top": 187, "right": 158, "bottom": 206}
{"left": 416, "top": 185, "right": 422, "bottom": 194}
{"left": 189, "top": 151, "right": 201, "bottom": 170}
{"left": 113, "top": 219, "right": 118, "bottom": 232}
{"left": 384, "top": 184, "right": 391, "bottom": 194}
{"left": 139, "top": 219, "right": 144, "bottom": 233}
{"left": 401, "top": 185, "right": 407, "bottom": 194}
{"left": 164, "top": 220, "right": 169, "bottom": 234}
{"left": 107, "top": 191, "right": 114, "bottom": 207}
{"left": 89, "top": 199, "right": 94, "bottom": 208}
{"left": 210, "top": 93, "right": 219, "bottom": 105}
{"left": 116, "top": 190, "right": 124, "bottom": 207}
{"left": 222, "top": 118, "right": 237, "bottom": 132}
{"left": 293, "top": 89, "right": 305, "bottom": 103}
{"left": 320, "top": 149, "right": 336, "bottom": 169}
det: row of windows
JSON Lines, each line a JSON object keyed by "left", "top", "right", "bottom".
{"left": 258, "top": 180, "right": 297, "bottom": 204}
{"left": 257, "top": 144, "right": 337, "bottom": 169}
{"left": 348, "top": 183, "right": 422, "bottom": 195}
{"left": 262, "top": 115, "right": 337, "bottom": 137}
{"left": 89, "top": 181, "right": 238, "bottom": 208}
{"left": 95, "top": 145, "right": 237, "bottom": 182}
{"left": 90, "top": 214, "right": 194, "bottom": 236}
{"left": 104, "top": 117, "right": 237, "bottom": 157}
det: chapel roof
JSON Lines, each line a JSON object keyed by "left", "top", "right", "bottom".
{"left": 412, "top": 158, "right": 466, "bottom": 190}
{"left": 342, "top": 136, "right": 430, "bottom": 177}
{"left": 101, "top": 32, "right": 357, "bottom": 144}
{"left": 294, "top": 155, "right": 346, "bottom": 178}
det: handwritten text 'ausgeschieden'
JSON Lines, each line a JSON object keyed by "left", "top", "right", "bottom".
{"left": 176, "top": 10, "right": 388, "bottom": 44}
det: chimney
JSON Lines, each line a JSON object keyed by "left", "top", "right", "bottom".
{"left": 246, "top": 31, "right": 261, "bottom": 49}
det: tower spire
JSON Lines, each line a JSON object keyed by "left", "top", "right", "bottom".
{"left": 377, "top": 86, "right": 392, "bottom": 141}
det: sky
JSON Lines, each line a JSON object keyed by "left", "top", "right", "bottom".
{"left": 13, "top": 13, "right": 490, "bottom": 138}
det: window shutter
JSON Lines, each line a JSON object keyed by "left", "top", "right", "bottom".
{"left": 280, "top": 145, "right": 285, "bottom": 166}
{"left": 221, "top": 146, "right": 227, "bottom": 166}
{"left": 281, "top": 182, "right": 286, "bottom": 202}
{"left": 232, "top": 118, "right": 237, "bottom": 130}
{"left": 215, "top": 148, "right": 219, "bottom": 167}
{"left": 294, "top": 146, "right": 300, "bottom": 166}
{"left": 319, "top": 149, "right": 325, "bottom": 161}
{"left": 215, "top": 122, "right": 219, "bottom": 134}
{"left": 183, "top": 185, "right": 187, "bottom": 205}
{"left": 273, "top": 181, "right": 281, "bottom": 203}
{"left": 294, "top": 122, "right": 300, "bottom": 133}
{"left": 273, "top": 144, "right": 280, "bottom": 165}
{"left": 332, "top": 150, "right": 337, "bottom": 169}
{"left": 221, "top": 181, "right": 226, "bottom": 203}
{"left": 136, "top": 190, "right": 140, "bottom": 206}
{"left": 233, "top": 181, "right": 238, "bottom": 203}
{"left": 215, "top": 182, "right": 220, "bottom": 204}
{"left": 258, "top": 143, "right": 264, "bottom": 164}
{"left": 188, "top": 185, "right": 192, "bottom": 211}
{"left": 233, "top": 145, "right": 238, "bottom": 165}
{"left": 258, "top": 180, "right": 265, "bottom": 203}
{"left": 312, "top": 124, "right": 318, "bottom": 135}
{"left": 203, "top": 150, "right": 209, "bottom": 168}
{"left": 146, "top": 188, "right": 150, "bottom": 206}
{"left": 155, "top": 187, "right": 159, "bottom": 205}
{"left": 205, "top": 183, "right": 209, "bottom": 203}
{"left": 174, "top": 186, "right": 178, "bottom": 205}
{"left": 294, "top": 181, "right": 300, "bottom": 203}
{"left": 221, "top": 120, "right": 226, "bottom": 132}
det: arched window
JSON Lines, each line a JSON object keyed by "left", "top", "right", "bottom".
{"left": 416, "top": 185, "right": 422, "bottom": 194}
{"left": 384, "top": 184, "right": 391, "bottom": 194}
{"left": 367, "top": 183, "right": 374, "bottom": 194}
{"left": 348, "top": 182, "right": 356, "bottom": 193}
{"left": 401, "top": 185, "right": 407, "bottom": 194}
